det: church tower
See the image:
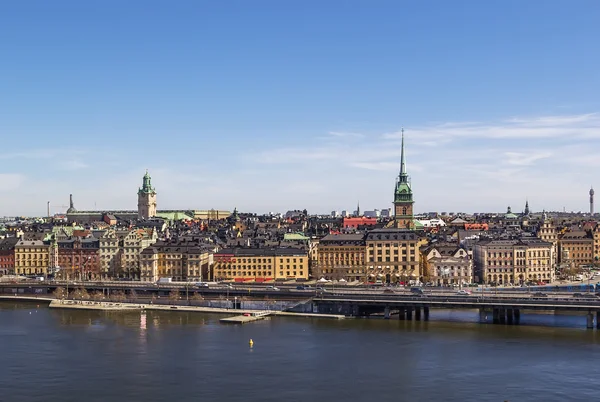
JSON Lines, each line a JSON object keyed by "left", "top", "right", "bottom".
{"left": 137, "top": 170, "right": 157, "bottom": 219}
{"left": 393, "top": 128, "right": 414, "bottom": 229}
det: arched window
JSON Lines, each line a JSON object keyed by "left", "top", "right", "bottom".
{"left": 402, "top": 207, "right": 407, "bottom": 215}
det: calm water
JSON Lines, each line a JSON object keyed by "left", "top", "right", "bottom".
{"left": 1, "top": 302, "right": 600, "bottom": 402}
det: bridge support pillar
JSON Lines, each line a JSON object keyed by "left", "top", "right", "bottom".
{"left": 514, "top": 309, "right": 520, "bottom": 324}
{"left": 587, "top": 313, "right": 594, "bottom": 329}
{"left": 506, "top": 308, "right": 514, "bottom": 325}
{"left": 352, "top": 304, "right": 359, "bottom": 317}
{"left": 492, "top": 308, "right": 499, "bottom": 324}
{"left": 498, "top": 308, "right": 506, "bottom": 324}
{"left": 423, "top": 306, "right": 429, "bottom": 321}
{"left": 406, "top": 307, "right": 413, "bottom": 320}
{"left": 479, "top": 308, "right": 486, "bottom": 322}
{"left": 384, "top": 306, "right": 391, "bottom": 320}
{"left": 415, "top": 307, "right": 421, "bottom": 321}
{"left": 398, "top": 307, "right": 406, "bottom": 320}
{"left": 596, "top": 312, "right": 600, "bottom": 329}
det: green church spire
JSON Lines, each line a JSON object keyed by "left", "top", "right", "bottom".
{"left": 394, "top": 128, "right": 413, "bottom": 203}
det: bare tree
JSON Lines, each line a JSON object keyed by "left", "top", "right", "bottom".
{"left": 53, "top": 287, "right": 66, "bottom": 299}
{"left": 169, "top": 289, "right": 180, "bottom": 305}
{"left": 92, "top": 291, "right": 105, "bottom": 301}
{"left": 110, "top": 290, "right": 126, "bottom": 302}
{"left": 72, "top": 288, "right": 90, "bottom": 301}
{"left": 191, "top": 292, "right": 204, "bottom": 305}
{"left": 128, "top": 289, "right": 138, "bottom": 302}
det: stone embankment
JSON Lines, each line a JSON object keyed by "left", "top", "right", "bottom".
{"left": 48, "top": 299, "right": 346, "bottom": 319}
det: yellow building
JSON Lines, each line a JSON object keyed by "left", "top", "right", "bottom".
{"left": 212, "top": 248, "right": 309, "bottom": 282}
{"left": 140, "top": 240, "right": 214, "bottom": 282}
{"left": 315, "top": 234, "right": 366, "bottom": 281}
{"left": 14, "top": 239, "right": 50, "bottom": 276}
{"left": 474, "top": 239, "right": 554, "bottom": 285}
{"left": 365, "top": 229, "right": 422, "bottom": 284}
{"left": 593, "top": 225, "right": 600, "bottom": 266}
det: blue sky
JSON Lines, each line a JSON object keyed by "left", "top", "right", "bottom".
{"left": 1, "top": 1, "right": 599, "bottom": 216}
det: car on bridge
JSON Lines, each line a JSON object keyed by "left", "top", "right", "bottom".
{"left": 573, "top": 293, "right": 597, "bottom": 298}
{"left": 456, "top": 290, "right": 471, "bottom": 295}
{"left": 532, "top": 292, "right": 548, "bottom": 299}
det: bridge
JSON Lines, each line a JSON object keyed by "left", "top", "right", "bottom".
{"left": 311, "top": 294, "right": 600, "bottom": 329}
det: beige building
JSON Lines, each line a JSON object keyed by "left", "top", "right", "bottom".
{"left": 122, "top": 229, "right": 158, "bottom": 279}
{"left": 537, "top": 215, "right": 558, "bottom": 265}
{"left": 559, "top": 231, "right": 594, "bottom": 267}
{"left": 98, "top": 229, "right": 123, "bottom": 279}
{"left": 474, "top": 239, "right": 554, "bottom": 285}
{"left": 14, "top": 239, "right": 50, "bottom": 276}
{"left": 315, "top": 234, "right": 366, "bottom": 281}
{"left": 212, "top": 248, "right": 309, "bottom": 282}
{"left": 365, "top": 229, "right": 423, "bottom": 284}
{"left": 593, "top": 225, "right": 600, "bottom": 266}
{"left": 140, "top": 240, "right": 214, "bottom": 282}
{"left": 421, "top": 244, "right": 473, "bottom": 285}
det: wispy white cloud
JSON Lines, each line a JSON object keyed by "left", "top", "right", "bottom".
{"left": 383, "top": 113, "right": 600, "bottom": 141}
{"left": 3, "top": 113, "right": 599, "bottom": 216}
{"left": 326, "top": 131, "right": 365, "bottom": 139}
{"left": 504, "top": 151, "right": 553, "bottom": 166}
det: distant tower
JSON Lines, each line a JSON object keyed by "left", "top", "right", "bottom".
{"left": 524, "top": 199, "right": 530, "bottom": 216}
{"left": 66, "top": 194, "right": 77, "bottom": 214}
{"left": 393, "top": 128, "right": 414, "bottom": 229}
{"left": 356, "top": 201, "right": 361, "bottom": 217}
{"left": 590, "top": 186, "right": 595, "bottom": 215}
{"left": 137, "top": 170, "right": 157, "bottom": 219}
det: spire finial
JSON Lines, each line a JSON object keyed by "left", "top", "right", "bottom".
{"left": 399, "top": 127, "right": 406, "bottom": 177}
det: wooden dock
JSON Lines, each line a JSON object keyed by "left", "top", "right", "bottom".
{"left": 220, "top": 311, "right": 272, "bottom": 324}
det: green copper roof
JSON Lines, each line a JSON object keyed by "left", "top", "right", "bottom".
{"left": 284, "top": 233, "right": 309, "bottom": 241}
{"left": 138, "top": 170, "right": 156, "bottom": 195}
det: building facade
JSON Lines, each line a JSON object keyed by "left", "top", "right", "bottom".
{"left": 559, "top": 231, "right": 594, "bottom": 267}
{"left": 365, "top": 229, "right": 422, "bottom": 284}
{"left": 421, "top": 244, "right": 473, "bottom": 285}
{"left": 0, "top": 237, "right": 18, "bottom": 276}
{"left": 98, "top": 229, "right": 123, "bottom": 279}
{"left": 138, "top": 170, "right": 157, "bottom": 220}
{"left": 122, "top": 228, "right": 158, "bottom": 279}
{"left": 57, "top": 237, "right": 100, "bottom": 280}
{"left": 140, "top": 240, "right": 214, "bottom": 282}
{"left": 315, "top": 234, "right": 366, "bottom": 281}
{"left": 537, "top": 215, "right": 558, "bottom": 265}
{"left": 212, "top": 248, "right": 309, "bottom": 282}
{"left": 14, "top": 239, "right": 50, "bottom": 277}
{"left": 474, "top": 239, "right": 554, "bottom": 285}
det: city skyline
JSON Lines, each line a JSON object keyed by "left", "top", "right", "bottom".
{"left": 1, "top": 2, "right": 599, "bottom": 216}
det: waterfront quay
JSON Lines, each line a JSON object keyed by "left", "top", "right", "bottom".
{"left": 4, "top": 281, "right": 600, "bottom": 329}
{"left": 312, "top": 293, "right": 600, "bottom": 329}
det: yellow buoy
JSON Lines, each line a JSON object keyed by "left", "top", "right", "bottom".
{"left": 249, "top": 339, "right": 254, "bottom": 347}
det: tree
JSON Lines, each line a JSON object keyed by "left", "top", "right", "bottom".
{"left": 53, "top": 287, "right": 66, "bottom": 299}
{"left": 169, "top": 289, "right": 180, "bottom": 305}
{"left": 110, "top": 290, "right": 126, "bottom": 302}
{"left": 92, "top": 291, "right": 105, "bottom": 301}
{"left": 72, "top": 288, "right": 89, "bottom": 300}
{"left": 191, "top": 292, "right": 204, "bottom": 305}
{"left": 128, "top": 289, "right": 138, "bottom": 302}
